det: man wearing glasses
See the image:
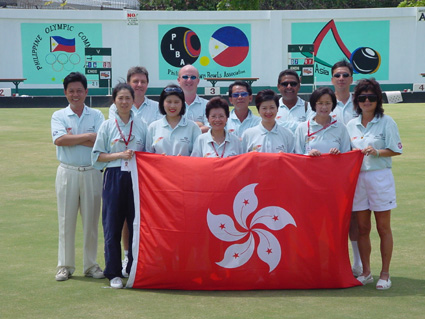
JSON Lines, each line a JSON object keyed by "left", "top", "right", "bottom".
{"left": 276, "top": 69, "right": 312, "bottom": 133}
{"left": 177, "top": 64, "right": 209, "bottom": 133}
{"left": 330, "top": 60, "right": 358, "bottom": 124}
{"left": 331, "top": 60, "right": 362, "bottom": 279}
{"left": 226, "top": 81, "right": 261, "bottom": 137}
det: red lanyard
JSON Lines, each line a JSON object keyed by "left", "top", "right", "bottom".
{"left": 115, "top": 119, "right": 133, "bottom": 149}
{"left": 211, "top": 141, "right": 227, "bottom": 158}
{"left": 307, "top": 120, "right": 337, "bottom": 137}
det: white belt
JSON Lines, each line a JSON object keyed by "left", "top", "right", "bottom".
{"left": 60, "top": 163, "right": 94, "bottom": 171}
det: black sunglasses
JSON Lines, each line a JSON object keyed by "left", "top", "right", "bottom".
{"left": 358, "top": 94, "right": 378, "bottom": 103}
{"left": 333, "top": 73, "right": 350, "bottom": 78}
{"left": 280, "top": 81, "right": 298, "bottom": 87}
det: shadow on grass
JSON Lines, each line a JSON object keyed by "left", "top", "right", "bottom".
{"left": 120, "top": 276, "right": 425, "bottom": 298}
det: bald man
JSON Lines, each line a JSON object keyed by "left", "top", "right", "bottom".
{"left": 177, "top": 64, "right": 209, "bottom": 133}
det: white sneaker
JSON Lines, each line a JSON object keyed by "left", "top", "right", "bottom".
{"left": 110, "top": 277, "right": 123, "bottom": 289}
{"left": 352, "top": 265, "right": 363, "bottom": 277}
{"left": 85, "top": 265, "right": 105, "bottom": 279}
{"left": 122, "top": 256, "right": 129, "bottom": 277}
{"left": 55, "top": 267, "right": 70, "bottom": 281}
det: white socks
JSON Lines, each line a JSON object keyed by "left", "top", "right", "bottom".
{"left": 351, "top": 241, "right": 362, "bottom": 268}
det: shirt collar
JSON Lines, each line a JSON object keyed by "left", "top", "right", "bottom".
{"left": 161, "top": 115, "right": 187, "bottom": 128}
{"left": 66, "top": 104, "right": 88, "bottom": 116}
{"left": 229, "top": 108, "right": 253, "bottom": 120}
{"left": 259, "top": 122, "right": 279, "bottom": 134}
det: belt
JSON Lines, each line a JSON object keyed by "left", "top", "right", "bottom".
{"left": 60, "top": 163, "right": 94, "bottom": 171}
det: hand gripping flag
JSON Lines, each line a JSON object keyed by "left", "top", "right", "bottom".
{"left": 127, "top": 151, "right": 363, "bottom": 290}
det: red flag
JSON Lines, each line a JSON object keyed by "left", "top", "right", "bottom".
{"left": 128, "top": 151, "right": 363, "bottom": 290}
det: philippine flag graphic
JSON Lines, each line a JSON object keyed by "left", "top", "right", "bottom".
{"left": 50, "top": 36, "right": 76, "bottom": 53}
{"left": 209, "top": 26, "right": 249, "bottom": 67}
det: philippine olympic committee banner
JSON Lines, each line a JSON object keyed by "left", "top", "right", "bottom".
{"left": 127, "top": 151, "right": 363, "bottom": 290}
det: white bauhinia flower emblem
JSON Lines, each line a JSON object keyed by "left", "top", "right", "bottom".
{"left": 207, "top": 183, "right": 297, "bottom": 272}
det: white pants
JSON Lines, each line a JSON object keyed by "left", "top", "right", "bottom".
{"left": 56, "top": 164, "right": 102, "bottom": 274}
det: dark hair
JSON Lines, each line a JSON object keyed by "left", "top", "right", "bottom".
{"left": 158, "top": 84, "right": 186, "bottom": 116}
{"left": 206, "top": 97, "right": 230, "bottom": 118}
{"left": 255, "top": 89, "right": 279, "bottom": 111}
{"left": 63, "top": 72, "right": 87, "bottom": 90}
{"left": 228, "top": 81, "right": 252, "bottom": 97}
{"left": 112, "top": 83, "right": 134, "bottom": 102}
{"left": 331, "top": 60, "right": 354, "bottom": 76}
{"left": 277, "top": 69, "right": 300, "bottom": 85}
{"left": 309, "top": 87, "right": 337, "bottom": 112}
{"left": 353, "top": 78, "right": 384, "bottom": 117}
{"left": 127, "top": 66, "right": 149, "bottom": 83}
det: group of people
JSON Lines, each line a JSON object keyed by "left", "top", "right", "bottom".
{"left": 51, "top": 60, "right": 402, "bottom": 290}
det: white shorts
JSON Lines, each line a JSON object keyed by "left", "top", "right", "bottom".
{"left": 352, "top": 168, "right": 397, "bottom": 212}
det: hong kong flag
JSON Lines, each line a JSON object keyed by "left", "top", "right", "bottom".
{"left": 127, "top": 151, "right": 363, "bottom": 290}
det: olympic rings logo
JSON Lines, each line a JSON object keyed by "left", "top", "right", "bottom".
{"left": 45, "top": 53, "right": 81, "bottom": 72}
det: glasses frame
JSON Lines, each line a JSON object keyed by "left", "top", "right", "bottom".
{"left": 279, "top": 81, "right": 298, "bottom": 87}
{"left": 181, "top": 75, "right": 198, "bottom": 80}
{"left": 231, "top": 92, "right": 250, "bottom": 98}
{"left": 358, "top": 94, "right": 378, "bottom": 103}
{"left": 333, "top": 73, "right": 351, "bottom": 78}
{"left": 164, "top": 87, "right": 183, "bottom": 93}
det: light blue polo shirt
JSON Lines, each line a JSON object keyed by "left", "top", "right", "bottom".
{"left": 277, "top": 96, "right": 313, "bottom": 133}
{"left": 185, "top": 95, "right": 208, "bottom": 125}
{"left": 146, "top": 116, "right": 202, "bottom": 156}
{"left": 346, "top": 114, "right": 403, "bottom": 171}
{"left": 191, "top": 129, "right": 242, "bottom": 158}
{"left": 242, "top": 122, "right": 295, "bottom": 153}
{"left": 226, "top": 109, "right": 261, "bottom": 138}
{"left": 294, "top": 118, "right": 351, "bottom": 155}
{"left": 51, "top": 105, "right": 105, "bottom": 167}
{"left": 330, "top": 94, "right": 358, "bottom": 125}
{"left": 109, "top": 97, "right": 161, "bottom": 126}
{"left": 91, "top": 111, "right": 147, "bottom": 170}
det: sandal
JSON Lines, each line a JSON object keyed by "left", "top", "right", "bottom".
{"left": 376, "top": 272, "right": 392, "bottom": 290}
{"left": 357, "top": 273, "right": 373, "bottom": 285}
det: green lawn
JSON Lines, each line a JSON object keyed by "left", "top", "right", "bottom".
{"left": 0, "top": 104, "right": 424, "bottom": 319}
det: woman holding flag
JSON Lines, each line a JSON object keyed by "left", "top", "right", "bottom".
{"left": 294, "top": 87, "right": 351, "bottom": 156}
{"left": 92, "top": 83, "right": 147, "bottom": 289}
{"left": 347, "top": 78, "right": 402, "bottom": 290}
{"left": 191, "top": 97, "right": 242, "bottom": 158}
{"left": 145, "top": 84, "right": 201, "bottom": 156}
{"left": 241, "top": 89, "right": 294, "bottom": 153}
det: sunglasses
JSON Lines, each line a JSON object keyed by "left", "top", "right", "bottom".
{"left": 164, "top": 87, "right": 183, "bottom": 93}
{"left": 231, "top": 92, "right": 249, "bottom": 98}
{"left": 280, "top": 81, "right": 298, "bottom": 87}
{"left": 333, "top": 73, "right": 351, "bottom": 78}
{"left": 181, "top": 75, "right": 197, "bottom": 80}
{"left": 358, "top": 94, "right": 378, "bottom": 103}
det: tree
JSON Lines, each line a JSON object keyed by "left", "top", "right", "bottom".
{"left": 138, "top": 0, "right": 219, "bottom": 10}
{"left": 138, "top": 0, "right": 401, "bottom": 11}
{"left": 398, "top": 0, "right": 425, "bottom": 6}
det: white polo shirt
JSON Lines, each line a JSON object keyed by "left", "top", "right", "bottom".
{"left": 146, "top": 116, "right": 202, "bottom": 156}
{"left": 191, "top": 129, "right": 242, "bottom": 158}
{"left": 91, "top": 111, "right": 147, "bottom": 170}
{"left": 185, "top": 95, "right": 208, "bottom": 125}
{"left": 51, "top": 105, "right": 105, "bottom": 167}
{"left": 242, "top": 122, "right": 295, "bottom": 153}
{"left": 346, "top": 114, "right": 403, "bottom": 171}
{"left": 109, "top": 97, "right": 161, "bottom": 126}
{"left": 226, "top": 109, "right": 261, "bottom": 138}
{"left": 277, "top": 96, "right": 313, "bottom": 133}
{"left": 294, "top": 118, "right": 351, "bottom": 155}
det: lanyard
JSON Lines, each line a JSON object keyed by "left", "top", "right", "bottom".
{"left": 211, "top": 141, "right": 227, "bottom": 158}
{"left": 307, "top": 119, "right": 337, "bottom": 137}
{"left": 115, "top": 119, "right": 133, "bottom": 149}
